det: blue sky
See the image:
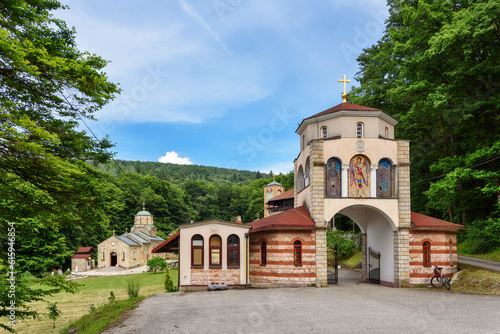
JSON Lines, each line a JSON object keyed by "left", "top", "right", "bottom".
{"left": 57, "top": 0, "right": 388, "bottom": 174}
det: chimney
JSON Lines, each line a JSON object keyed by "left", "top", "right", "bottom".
{"left": 236, "top": 216, "right": 242, "bottom": 224}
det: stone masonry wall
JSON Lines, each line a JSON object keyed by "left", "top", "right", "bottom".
{"left": 409, "top": 230, "right": 458, "bottom": 285}
{"left": 309, "top": 140, "right": 328, "bottom": 286}
{"left": 190, "top": 268, "right": 241, "bottom": 286}
{"left": 249, "top": 230, "right": 316, "bottom": 286}
{"left": 394, "top": 140, "right": 411, "bottom": 286}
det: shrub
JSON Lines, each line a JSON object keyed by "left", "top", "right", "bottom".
{"left": 164, "top": 267, "right": 176, "bottom": 292}
{"left": 147, "top": 257, "right": 167, "bottom": 274}
{"left": 326, "top": 230, "right": 358, "bottom": 259}
{"left": 126, "top": 281, "right": 140, "bottom": 298}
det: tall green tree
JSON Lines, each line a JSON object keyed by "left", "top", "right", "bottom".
{"left": 0, "top": 0, "right": 120, "bottom": 273}
{"left": 351, "top": 0, "right": 500, "bottom": 251}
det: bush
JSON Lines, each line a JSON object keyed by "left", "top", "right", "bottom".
{"left": 126, "top": 281, "right": 140, "bottom": 298}
{"left": 147, "top": 257, "right": 167, "bottom": 274}
{"left": 164, "top": 267, "right": 176, "bottom": 292}
{"left": 327, "top": 230, "right": 358, "bottom": 259}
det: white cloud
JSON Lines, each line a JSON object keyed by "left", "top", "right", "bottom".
{"left": 158, "top": 151, "right": 193, "bottom": 165}
{"left": 259, "top": 161, "right": 295, "bottom": 175}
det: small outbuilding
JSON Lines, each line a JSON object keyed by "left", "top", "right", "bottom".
{"left": 153, "top": 218, "right": 251, "bottom": 291}
{"left": 71, "top": 247, "right": 96, "bottom": 272}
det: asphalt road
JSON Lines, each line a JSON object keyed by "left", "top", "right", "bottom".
{"left": 458, "top": 255, "right": 500, "bottom": 272}
{"left": 101, "top": 270, "right": 500, "bottom": 334}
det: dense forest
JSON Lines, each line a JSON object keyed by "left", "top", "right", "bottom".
{"left": 0, "top": 0, "right": 499, "bottom": 279}
{"left": 350, "top": 0, "right": 500, "bottom": 253}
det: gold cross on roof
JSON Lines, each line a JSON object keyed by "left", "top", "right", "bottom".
{"left": 142, "top": 201, "right": 146, "bottom": 211}
{"left": 338, "top": 75, "right": 351, "bottom": 103}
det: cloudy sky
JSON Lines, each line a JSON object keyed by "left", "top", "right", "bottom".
{"left": 57, "top": 0, "right": 388, "bottom": 174}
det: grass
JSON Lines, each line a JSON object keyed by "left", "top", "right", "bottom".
{"left": 457, "top": 245, "right": 500, "bottom": 262}
{"left": 2, "top": 270, "right": 177, "bottom": 334}
{"left": 60, "top": 296, "right": 145, "bottom": 334}
{"left": 341, "top": 250, "right": 362, "bottom": 268}
{"left": 451, "top": 265, "right": 500, "bottom": 295}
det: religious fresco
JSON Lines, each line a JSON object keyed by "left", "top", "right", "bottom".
{"left": 377, "top": 159, "right": 393, "bottom": 197}
{"left": 349, "top": 155, "right": 370, "bottom": 197}
{"left": 325, "top": 158, "right": 341, "bottom": 197}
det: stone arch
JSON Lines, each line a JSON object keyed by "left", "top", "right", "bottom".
{"left": 326, "top": 204, "right": 397, "bottom": 285}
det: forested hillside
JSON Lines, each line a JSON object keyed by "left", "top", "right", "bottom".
{"left": 93, "top": 160, "right": 270, "bottom": 184}
{"left": 350, "top": 0, "right": 500, "bottom": 254}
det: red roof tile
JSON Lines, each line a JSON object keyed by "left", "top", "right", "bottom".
{"left": 304, "top": 102, "right": 382, "bottom": 120}
{"left": 152, "top": 231, "right": 180, "bottom": 253}
{"left": 246, "top": 206, "right": 315, "bottom": 233}
{"left": 71, "top": 253, "right": 92, "bottom": 259}
{"left": 77, "top": 247, "right": 95, "bottom": 253}
{"left": 411, "top": 212, "right": 465, "bottom": 230}
{"left": 267, "top": 188, "right": 294, "bottom": 203}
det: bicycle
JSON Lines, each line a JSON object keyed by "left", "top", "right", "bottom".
{"left": 430, "top": 265, "right": 451, "bottom": 290}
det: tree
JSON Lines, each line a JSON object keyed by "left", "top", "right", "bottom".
{"left": 0, "top": 0, "right": 121, "bottom": 273}
{"left": 47, "top": 302, "right": 61, "bottom": 328}
{"left": 147, "top": 257, "right": 167, "bottom": 274}
{"left": 164, "top": 266, "right": 176, "bottom": 292}
{"left": 351, "top": 0, "right": 500, "bottom": 251}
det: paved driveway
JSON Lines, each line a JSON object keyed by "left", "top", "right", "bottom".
{"left": 102, "top": 270, "right": 500, "bottom": 334}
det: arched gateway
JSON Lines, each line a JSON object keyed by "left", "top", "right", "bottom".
{"left": 294, "top": 82, "right": 411, "bottom": 286}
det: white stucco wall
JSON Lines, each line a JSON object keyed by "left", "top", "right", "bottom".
{"left": 179, "top": 221, "right": 250, "bottom": 287}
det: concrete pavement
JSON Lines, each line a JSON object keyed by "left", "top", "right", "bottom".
{"left": 101, "top": 269, "right": 500, "bottom": 334}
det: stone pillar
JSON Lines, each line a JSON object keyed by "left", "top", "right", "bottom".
{"left": 394, "top": 229, "right": 410, "bottom": 286}
{"left": 370, "top": 164, "right": 378, "bottom": 197}
{"left": 361, "top": 233, "right": 367, "bottom": 281}
{"left": 395, "top": 140, "right": 411, "bottom": 286}
{"left": 341, "top": 164, "right": 349, "bottom": 197}
{"left": 309, "top": 140, "right": 327, "bottom": 286}
{"left": 293, "top": 159, "right": 298, "bottom": 208}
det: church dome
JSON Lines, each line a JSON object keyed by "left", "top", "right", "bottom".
{"left": 135, "top": 210, "right": 152, "bottom": 216}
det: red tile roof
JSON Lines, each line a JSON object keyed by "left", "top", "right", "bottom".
{"left": 246, "top": 206, "right": 315, "bottom": 233}
{"left": 267, "top": 188, "right": 295, "bottom": 203}
{"left": 152, "top": 231, "right": 180, "bottom": 253}
{"left": 77, "top": 247, "right": 95, "bottom": 253}
{"left": 71, "top": 253, "right": 92, "bottom": 259}
{"left": 411, "top": 212, "right": 465, "bottom": 230}
{"left": 304, "top": 102, "right": 382, "bottom": 120}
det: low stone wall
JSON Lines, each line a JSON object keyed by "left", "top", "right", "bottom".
{"left": 190, "top": 268, "right": 241, "bottom": 286}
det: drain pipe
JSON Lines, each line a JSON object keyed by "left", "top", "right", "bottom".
{"left": 245, "top": 231, "right": 250, "bottom": 288}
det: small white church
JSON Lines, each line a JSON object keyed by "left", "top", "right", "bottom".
{"left": 152, "top": 76, "right": 464, "bottom": 289}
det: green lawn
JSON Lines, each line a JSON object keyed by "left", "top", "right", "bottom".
{"left": 341, "top": 250, "right": 362, "bottom": 268}
{"left": 2, "top": 270, "right": 177, "bottom": 334}
{"left": 457, "top": 245, "right": 500, "bottom": 262}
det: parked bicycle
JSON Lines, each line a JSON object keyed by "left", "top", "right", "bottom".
{"left": 430, "top": 265, "right": 451, "bottom": 290}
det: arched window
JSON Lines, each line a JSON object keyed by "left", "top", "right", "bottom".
{"left": 302, "top": 135, "right": 305, "bottom": 150}
{"left": 122, "top": 252, "right": 125, "bottom": 261}
{"left": 260, "top": 241, "right": 267, "bottom": 265}
{"left": 297, "top": 165, "right": 305, "bottom": 191}
{"left": 209, "top": 235, "right": 222, "bottom": 267}
{"left": 294, "top": 240, "right": 302, "bottom": 266}
{"left": 321, "top": 126, "right": 328, "bottom": 139}
{"left": 385, "top": 127, "right": 389, "bottom": 138}
{"left": 377, "top": 159, "right": 393, "bottom": 198}
{"left": 356, "top": 122, "right": 364, "bottom": 138}
{"left": 305, "top": 158, "right": 310, "bottom": 187}
{"left": 423, "top": 241, "right": 431, "bottom": 267}
{"left": 325, "top": 158, "right": 341, "bottom": 197}
{"left": 227, "top": 235, "right": 240, "bottom": 267}
{"left": 192, "top": 235, "right": 204, "bottom": 267}
{"left": 349, "top": 155, "right": 370, "bottom": 197}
